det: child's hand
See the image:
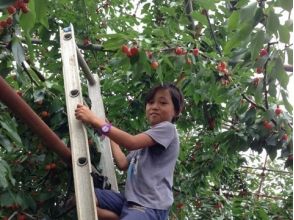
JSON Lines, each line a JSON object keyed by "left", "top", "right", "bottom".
{"left": 75, "top": 104, "right": 97, "bottom": 125}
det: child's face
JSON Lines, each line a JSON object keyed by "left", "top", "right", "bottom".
{"left": 145, "top": 89, "right": 176, "bottom": 126}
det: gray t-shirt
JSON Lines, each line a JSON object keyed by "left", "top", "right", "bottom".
{"left": 125, "top": 121, "right": 179, "bottom": 210}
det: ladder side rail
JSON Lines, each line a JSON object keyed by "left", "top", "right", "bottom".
{"left": 88, "top": 75, "right": 119, "bottom": 191}
{"left": 60, "top": 24, "right": 98, "bottom": 220}
{"left": 76, "top": 48, "right": 96, "bottom": 85}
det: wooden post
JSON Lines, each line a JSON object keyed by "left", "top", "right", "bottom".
{"left": 88, "top": 75, "right": 118, "bottom": 191}
{"left": 59, "top": 24, "right": 98, "bottom": 220}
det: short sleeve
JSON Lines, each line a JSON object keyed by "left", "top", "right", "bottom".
{"left": 143, "top": 121, "right": 176, "bottom": 149}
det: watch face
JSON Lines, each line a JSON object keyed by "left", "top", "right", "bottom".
{"left": 102, "top": 124, "right": 110, "bottom": 133}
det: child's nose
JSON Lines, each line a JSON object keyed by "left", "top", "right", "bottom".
{"left": 151, "top": 102, "right": 159, "bottom": 109}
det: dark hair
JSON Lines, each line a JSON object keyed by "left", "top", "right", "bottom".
{"left": 145, "top": 83, "right": 184, "bottom": 123}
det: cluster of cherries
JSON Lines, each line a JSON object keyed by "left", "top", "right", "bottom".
{"left": 0, "top": 0, "right": 29, "bottom": 32}
{"left": 121, "top": 44, "right": 200, "bottom": 70}
{"left": 256, "top": 48, "right": 268, "bottom": 74}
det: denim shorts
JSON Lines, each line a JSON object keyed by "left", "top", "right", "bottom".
{"left": 95, "top": 188, "right": 169, "bottom": 220}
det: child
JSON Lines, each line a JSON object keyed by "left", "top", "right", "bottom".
{"left": 75, "top": 83, "right": 184, "bottom": 220}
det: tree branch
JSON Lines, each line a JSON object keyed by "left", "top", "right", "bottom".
{"left": 202, "top": 9, "right": 222, "bottom": 56}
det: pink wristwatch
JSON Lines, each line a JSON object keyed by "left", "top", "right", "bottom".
{"left": 101, "top": 123, "right": 112, "bottom": 134}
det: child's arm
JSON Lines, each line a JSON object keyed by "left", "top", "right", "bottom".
{"left": 110, "top": 140, "right": 129, "bottom": 171}
{"left": 75, "top": 104, "right": 156, "bottom": 150}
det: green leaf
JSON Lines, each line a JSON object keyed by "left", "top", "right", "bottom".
{"left": 35, "top": 0, "right": 49, "bottom": 28}
{"left": 227, "top": 11, "right": 239, "bottom": 31}
{"left": 11, "top": 37, "right": 26, "bottom": 67}
{"left": 0, "top": 133, "right": 13, "bottom": 152}
{"left": 251, "top": 30, "right": 265, "bottom": 60}
{"left": 0, "top": 160, "right": 15, "bottom": 189}
{"left": 240, "top": 2, "right": 257, "bottom": 23}
{"left": 266, "top": 9, "right": 280, "bottom": 36}
{"left": 0, "top": 191, "right": 14, "bottom": 207}
{"left": 197, "top": 0, "right": 217, "bottom": 10}
{"left": 102, "top": 38, "right": 127, "bottom": 50}
{"left": 191, "top": 11, "right": 208, "bottom": 26}
{"left": 275, "top": 0, "right": 293, "bottom": 12}
{"left": 278, "top": 24, "right": 290, "bottom": 44}
{"left": 19, "top": 0, "right": 36, "bottom": 34}
{"left": 286, "top": 48, "right": 293, "bottom": 65}
{"left": 0, "top": 0, "right": 15, "bottom": 9}
{"left": 271, "top": 58, "right": 289, "bottom": 89}
{"left": 224, "top": 22, "right": 252, "bottom": 54}
{"left": 0, "top": 120, "right": 22, "bottom": 146}
{"left": 281, "top": 90, "right": 293, "bottom": 113}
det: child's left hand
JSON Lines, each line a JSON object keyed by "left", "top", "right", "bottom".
{"left": 75, "top": 104, "right": 97, "bottom": 125}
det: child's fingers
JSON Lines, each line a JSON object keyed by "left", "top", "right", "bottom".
{"left": 77, "top": 103, "right": 83, "bottom": 108}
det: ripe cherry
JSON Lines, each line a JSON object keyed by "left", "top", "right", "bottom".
{"left": 16, "top": 90, "right": 23, "bottom": 97}
{"left": 217, "top": 61, "right": 227, "bottom": 73}
{"left": 20, "top": 4, "right": 29, "bottom": 13}
{"left": 17, "top": 213, "right": 26, "bottom": 220}
{"left": 146, "top": 51, "right": 153, "bottom": 59}
{"left": 275, "top": 105, "right": 282, "bottom": 116}
{"left": 7, "top": 6, "right": 17, "bottom": 15}
{"left": 130, "top": 47, "right": 139, "bottom": 56}
{"left": 193, "top": 48, "right": 199, "bottom": 56}
{"left": 45, "top": 164, "right": 51, "bottom": 171}
{"left": 256, "top": 67, "right": 263, "bottom": 74}
{"left": 0, "top": 20, "right": 8, "bottom": 29}
{"left": 83, "top": 38, "right": 91, "bottom": 46}
{"left": 175, "top": 47, "right": 183, "bottom": 55}
{"left": 40, "top": 111, "right": 49, "bottom": 118}
{"left": 263, "top": 120, "right": 273, "bottom": 130}
{"left": 151, "top": 61, "right": 159, "bottom": 70}
{"left": 121, "top": 44, "right": 129, "bottom": 54}
{"left": 252, "top": 77, "right": 260, "bottom": 87}
{"left": 50, "top": 163, "right": 57, "bottom": 170}
{"left": 259, "top": 48, "right": 268, "bottom": 57}
{"left": 281, "top": 134, "right": 288, "bottom": 142}
{"left": 176, "top": 203, "right": 184, "bottom": 209}
{"left": 6, "top": 17, "right": 13, "bottom": 26}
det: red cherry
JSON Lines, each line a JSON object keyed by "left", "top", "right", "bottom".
{"left": 20, "top": 4, "right": 29, "bottom": 13}
{"left": 0, "top": 20, "right": 7, "bottom": 28}
{"left": 23, "top": 0, "right": 30, "bottom": 3}
{"left": 130, "top": 47, "right": 139, "bottom": 56}
{"left": 193, "top": 48, "right": 199, "bottom": 56}
{"left": 275, "top": 106, "right": 282, "bottom": 116}
{"left": 6, "top": 17, "right": 13, "bottom": 26}
{"left": 14, "top": 0, "right": 22, "bottom": 9}
{"left": 121, "top": 44, "right": 129, "bottom": 54}
{"left": 151, "top": 61, "right": 159, "bottom": 70}
{"left": 256, "top": 67, "right": 264, "bottom": 74}
{"left": 217, "top": 61, "right": 227, "bottom": 72}
{"left": 45, "top": 164, "right": 51, "bottom": 171}
{"left": 176, "top": 203, "right": 184, "bottom": 209}
{"left": 263, "top": 120, "right": 273, "bottom": 130}
{"left": 16, "top": 90, "right": 23, "bottom": 97}
{"left": 281, "top": 134, "right": 288, "bottom": 142}
{"left": 40, "top": 111, "right": 49, "bottom": 118}
{"left": 252, "top": 77, "right": 260, "bottom": 86}
{"left": 259, "top": 48, "right": 268, "bottom": 57}
{"left": 17, "top": 213, "right": 26, "bottom": 220}
{"left": 146, "top": 51, "right": 153, "bottom": 59}
{"left": 7, "top": 6, "right": 17, "bottom": 14}
{"left": 50, "top": 163, "right": 57, "bottom": 170}
{"left": 83, "top": 38, "right": 91, "bottom": 46}
{"left": 175, "top": 47, "right": 183, "bottom": 55}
